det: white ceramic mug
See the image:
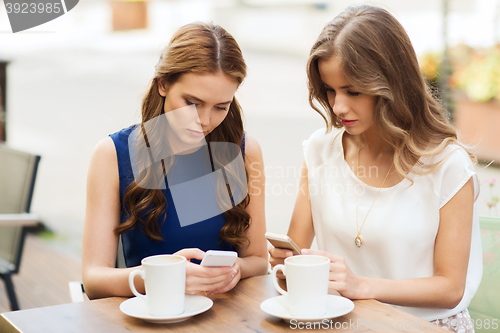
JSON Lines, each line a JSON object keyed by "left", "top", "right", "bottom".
{"left": 271, "top": 255, "right": 330, "bottom": 318}
{"left": 129, "top": 254, "right": 186, "bottom": 317}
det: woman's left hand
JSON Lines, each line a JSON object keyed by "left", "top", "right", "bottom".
{"left": 301, "top": 249, "right": 365, "bottom": 300}
{"left": 210, "top": 261, "right": 241, "bottom": 295}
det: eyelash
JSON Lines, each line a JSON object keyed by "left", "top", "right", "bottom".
{"left": 185, "top": 99, "right": 228, "bottom": 111}
{"left": 324, "top": 88, "right": 361, "bottom": 97}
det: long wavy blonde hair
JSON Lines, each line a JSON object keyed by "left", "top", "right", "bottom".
{"left": 115, "top": 22, "right": 251, "bottom": 247}
{"left": 307, "top": 5, "right": 476, "bottom": 181}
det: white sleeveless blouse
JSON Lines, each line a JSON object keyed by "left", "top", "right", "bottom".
{"left": 303, "top": 127, "right": 482, "bottom": 321}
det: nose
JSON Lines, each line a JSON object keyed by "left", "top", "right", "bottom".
{"left": 332, "top": 95, "right": 349, "bottom": 118}
{"left": 196, "top": 107, "right": 211, "bottom": 127}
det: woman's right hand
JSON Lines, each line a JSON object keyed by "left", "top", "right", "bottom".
{"left": 174, "top": 248, "right": 237, "bottom": 294}
{"left": 268, "top": 245, "right": 294, "bottom": 279}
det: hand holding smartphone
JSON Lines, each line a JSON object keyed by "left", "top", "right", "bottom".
{"left": 265, "top": 232, "right": 301, "bottom": 256}
{"left": 200, "top": 250, "right": 238, "bottom": 267}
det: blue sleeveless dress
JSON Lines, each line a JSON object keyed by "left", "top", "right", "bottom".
{"left": 110, "top": 125, "right": 244, "bottom": 267}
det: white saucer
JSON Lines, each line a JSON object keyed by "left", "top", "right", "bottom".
{"left": 260, "top": 295, "right": 354, "bottom": 323}
{"left": 120, "top": 295, "right": 213, "bottom": 324}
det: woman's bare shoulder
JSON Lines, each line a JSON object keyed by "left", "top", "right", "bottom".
{"left": 243, "top": 133, "right": 263, "bottom": 162}
{"left": 88, "top": 137, "right": 119, "bottom": 181}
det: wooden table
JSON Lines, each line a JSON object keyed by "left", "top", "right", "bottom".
{"left": 0, "top": 275, "right": 447, "bottom": 332}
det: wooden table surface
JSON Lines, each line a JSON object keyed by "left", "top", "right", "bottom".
{"left": 0, "top": 275, "right": 447, "bottom": 332}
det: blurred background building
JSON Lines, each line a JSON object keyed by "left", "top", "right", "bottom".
{"left": 1, "top": 0, "right": 500, "bottom": 257}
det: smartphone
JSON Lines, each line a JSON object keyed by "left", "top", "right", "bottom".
{"left": 265, "top": 232, "right": 301, "bottom": 255}
{"left": 200, "top": 250, "right": 238, "bottom": 267}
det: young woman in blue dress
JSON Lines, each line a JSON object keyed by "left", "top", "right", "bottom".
{"left": 269, "top": 6, "right": 480, "bottom": 332}
{"left": 82, "top": 22, "right": 268, "bottom": 299}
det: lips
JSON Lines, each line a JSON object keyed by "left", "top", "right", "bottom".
{"left": 340, "top": 119, "right": 357, "bottom": 126}
{"left": 187, "top": 129, "right": 205, "bottom": 137}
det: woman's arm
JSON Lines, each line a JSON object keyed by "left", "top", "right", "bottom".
{"left": 304, "top": 178, "right": 475, "bottom": 308}
{"left": 288, "top": 160, "right": 315, "bottom": 248}
{"left": 212, "top": 134, "right": 268, "bottom": 293}
{"left": 239, "top": 134, "right": 269, "bottom": 277}
{"left": 82, "top": 137, "right": 140, "bottom": 299}
{"left": 269, "top": 160, "right": 315, "bottom": 270}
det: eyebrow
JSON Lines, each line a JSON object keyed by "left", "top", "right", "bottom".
{"left": 184, "top": 94, "right": 232, "bottom": 105}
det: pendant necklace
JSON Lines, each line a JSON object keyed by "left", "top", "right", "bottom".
{"left": 355, "top": 138, "right": 393, "bottom": 248}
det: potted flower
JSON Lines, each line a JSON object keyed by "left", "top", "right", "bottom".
{"left": 453, "top": 46, "right": 500, "bottom": 103}
{"left": 420, "top": 45, "right": 500, "bottom": 164}
{"left": 450, "top": 45, "right": 500, "bottom": 164}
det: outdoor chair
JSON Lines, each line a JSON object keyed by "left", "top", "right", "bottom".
{"left": 468, "top": 216, "right": 500, "bottom": 332}
{"left": 0, "top": 143, "right": 40, "bottom": 311}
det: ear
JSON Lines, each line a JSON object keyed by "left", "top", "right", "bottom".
{"left": 157, "top": 79, "right": 168, "bottom": 97}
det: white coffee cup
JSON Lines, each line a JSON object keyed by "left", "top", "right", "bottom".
{"left": 129, "top": 254, "right": 186, "bottom": 317}
{"left": 271, "top": 255, "right": 330, "bottom": 318}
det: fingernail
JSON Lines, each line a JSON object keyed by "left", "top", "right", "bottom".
{"left": 301, "top": 249, "right": 308, "bottom": 254}
{"left": 205, "top": 291, "right": 211, "bottom": 295}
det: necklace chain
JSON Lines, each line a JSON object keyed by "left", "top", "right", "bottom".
{"left": 355, "top": 138, "right": 393, "bottom": 247}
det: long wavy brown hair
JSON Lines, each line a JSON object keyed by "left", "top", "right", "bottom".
{"left": 307, "top": 5, "right": 476, "bottom": 182}
{"left": 115, "top": 22, "right": 251, "bottom": 248}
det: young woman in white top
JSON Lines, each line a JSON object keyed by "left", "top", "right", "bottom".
{"left": 269, "top": 6, "right": 481, "bottom": 332}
